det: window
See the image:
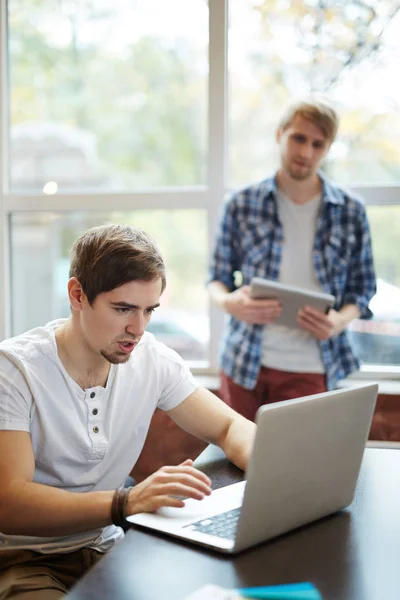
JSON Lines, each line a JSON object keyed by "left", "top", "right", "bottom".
{"left": 229, "top": 0, "right": 400, "bottom": 187}
{"left": 228, "top": 0, "right": 400, "bottom": 370}
{"left": 1, "top": 0, "right": 400, "bottom": 376}
{"left": 8, "top": 0, "right": 208, "bottom": 191}
{"left": 3, "top": 0, "right": 213, "bottom": 366}
{"left": 348, "top": 206, "right": 400, "bottom": 367}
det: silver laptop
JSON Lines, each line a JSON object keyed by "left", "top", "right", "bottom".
{"left": 127, "top": 383, "right": 378, "bottom": 554}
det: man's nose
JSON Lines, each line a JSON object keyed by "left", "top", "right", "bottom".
{"left": 126, "top": 315, "right": 145, "bottom": 337}
{"left": 299, "top": 142, "right": 313, "bottom": 158}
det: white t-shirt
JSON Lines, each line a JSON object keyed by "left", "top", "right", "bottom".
{"left": 261, "top": 190, "right": 325, "bottom": 374}
{"left": 0, "top": 319, "right": 198, "bottom": 554}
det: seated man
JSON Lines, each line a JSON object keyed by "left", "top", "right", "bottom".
{"left": 0, "top": 224, "right": 256, "bottom": 599}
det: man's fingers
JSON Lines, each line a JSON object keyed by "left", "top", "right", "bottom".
{"left": 246, "top": 299, "right": 281, "bottom": 310}
{"left": 154, "top": 482, "right": 208, "bottom": 501}
{"left": 301, "top": 306, "right": 329, "bottom": 324}
{"left": 243, "top": 306, "right": 282, "bottom": 323}
{"left": 127, "top": 473, "right": 211, "bottom": 515}
{"left": 161, "top": 465, "right": 211, "bottom": 487}
{"left": 298, "top": 308, "right": 329, "bottom": 328}
{"left": 155, "top": 471, "right": 212, "bottom": 495}
{"left": 150, "top": 496, "right": 187, "bottom": 511}
{"left": 297, "top": 314, "right": 330, "bottom": 340}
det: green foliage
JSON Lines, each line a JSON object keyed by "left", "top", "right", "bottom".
{"left": 230, "top": 0, "right": 400, "bottom": 186}
{"left": 8, "top": 0, "right": 207, "bottom": 188}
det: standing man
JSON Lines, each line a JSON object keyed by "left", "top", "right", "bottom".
{"left": 0, "top": 224, "right": 256, "bottom": 599}
{"left": 208, "top": 98, "right": 376, "bottom": 421}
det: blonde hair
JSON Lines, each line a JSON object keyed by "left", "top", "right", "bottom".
{"left": 278, "top": 98, "right": 339, "bottom": 142}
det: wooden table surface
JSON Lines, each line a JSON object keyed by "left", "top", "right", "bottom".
{"left": 67, "top": 447, "right": 400, "bottom": 600}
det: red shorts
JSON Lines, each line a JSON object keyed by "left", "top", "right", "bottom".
{"left": 220, "top": 367, "right": 327, "bottom": 422}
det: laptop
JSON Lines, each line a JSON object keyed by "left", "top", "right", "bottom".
{"left": 127, "top": 383, "right": 378, "bottom": 554}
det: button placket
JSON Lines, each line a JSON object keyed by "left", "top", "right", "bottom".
{"left": 88, "top": 393, "right": 100, "bottom": 430}
{"left": 85, "top": 389, "right": 107, "bottom": 460}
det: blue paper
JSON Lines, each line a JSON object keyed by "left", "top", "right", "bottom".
{"left": 236, "top": 582, "right": 322, "bottom": 599}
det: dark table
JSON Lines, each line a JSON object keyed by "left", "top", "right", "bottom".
{"left": 68, "top": 447, "right": 400, "bottom": 600}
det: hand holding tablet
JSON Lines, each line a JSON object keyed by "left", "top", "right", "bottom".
{"left": 249, "top": 277, "right": 335, "bottom": 330}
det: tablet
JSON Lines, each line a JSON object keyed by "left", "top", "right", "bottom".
{"left": 250, "top": 277, "right": 335, "bottom": 329}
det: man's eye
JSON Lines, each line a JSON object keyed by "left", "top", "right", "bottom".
{"left": 146, "top": 308, "right": 156, "bottom": 315}
{"left": 116, "top": 307, "right": 130, "bottom": 314}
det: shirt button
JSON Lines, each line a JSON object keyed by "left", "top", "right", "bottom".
{"left": 93, "top": 426, "right": 99, "bottom": 434}
{"left": 90, "top": 392, "right": 96, "bottom": 399}
{"left": 92, "top": 408, "right": 98, "bottom": 415}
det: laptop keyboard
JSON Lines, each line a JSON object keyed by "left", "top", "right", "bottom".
{"left": 183, "top": 507, "right": 241, "bottom": 540}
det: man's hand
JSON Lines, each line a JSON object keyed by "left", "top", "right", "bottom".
{"left": 126, "top": 459, "right": 212, "bottom": 515}
{"left": 297, "top": 306, "right": 345, "bottom": 340}
{"left": 224, "top": 286, "right": 282, "bottom": 325}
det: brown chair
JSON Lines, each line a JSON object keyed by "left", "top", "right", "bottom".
{"left": 368, "top": 393, "right": 400, "bottom": 444}
{"left": 130, "top": 409, "right": 208, "bottom": 483}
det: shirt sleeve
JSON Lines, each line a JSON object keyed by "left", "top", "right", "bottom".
{"left": 155, "top": 347, "right": 199, "bottom": 412}
{"left": 208, "top": 193, "right": 241, "bottom": 291}
{"left": 0, "top": 353, "right": 32, "bottom": 432}
{"left": 342, "top": 202, "right": 377, "bottom": 319}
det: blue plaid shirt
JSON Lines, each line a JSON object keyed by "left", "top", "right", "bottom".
{"left": 209, "top": 174, "right": 377, "bottom": 390}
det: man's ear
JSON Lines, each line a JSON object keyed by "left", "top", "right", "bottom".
{"left": 68, "top": 277, "right": 86, "bottom": 311}
{"left": 276, "top": 127, "right": 283, "bottom": 143}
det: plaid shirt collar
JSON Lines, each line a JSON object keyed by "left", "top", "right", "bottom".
{"left": 264, "top": 171, "right": 346, "bottom": 207}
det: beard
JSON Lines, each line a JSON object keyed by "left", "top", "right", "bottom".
{"left": 100, "top": 347, "right": 132, "bottom": 364}
{"left": 287, "top": 162, "right": 313, "bottom": 181}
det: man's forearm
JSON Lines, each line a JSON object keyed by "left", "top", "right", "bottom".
{"left": 218, "top": 416, "right": 256, "bottom": 472}
{"left": 0, "top": 481, "right": 114, "bottom": 537}
{"left": 337, "top": 303, "right": 361, "bottom": 331}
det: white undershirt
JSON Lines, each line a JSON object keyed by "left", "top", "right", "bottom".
{"left": 261, "top": 189, "right": 325, "bottom": 374}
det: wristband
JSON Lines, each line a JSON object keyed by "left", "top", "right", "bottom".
{"left": 111, "top": 487, "right": 128, "bottom": 527}
{"left": 111, "top": 486, "right": 134, "bottom": 527}
{"left": 122, "top": 486, "right": 133, "bottom": 520}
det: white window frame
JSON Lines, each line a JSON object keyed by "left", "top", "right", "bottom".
{"left": 0, "top": 0, "right": 399, "bottom": 381}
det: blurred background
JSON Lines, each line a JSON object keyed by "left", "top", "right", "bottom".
{"left": 4, "top": 0, "right": 400, "bottom": 368}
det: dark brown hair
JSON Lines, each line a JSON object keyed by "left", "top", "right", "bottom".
{"left": 69, "top": 224, "right": 166, "bottom": 305}
{"left": 278, "top": 98, "right": 339, "bottom": 142}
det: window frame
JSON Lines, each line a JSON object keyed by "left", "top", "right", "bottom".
{"left": 0, "top": 0, "right": 399, "bottom": 381}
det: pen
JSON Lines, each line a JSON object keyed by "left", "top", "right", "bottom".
{"left": 236, "top": 582, "right": 322, "bottom": 599}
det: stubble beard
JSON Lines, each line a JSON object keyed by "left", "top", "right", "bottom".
{"left": 287, "top": 162, "right": 314, "bottom": 181}
{"left": 100, "top": 348, "right": 132, "bottom": 365}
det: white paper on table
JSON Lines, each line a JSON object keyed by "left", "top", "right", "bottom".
{"left": 183, "top": 584, "right": 242, "bottom": 600}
